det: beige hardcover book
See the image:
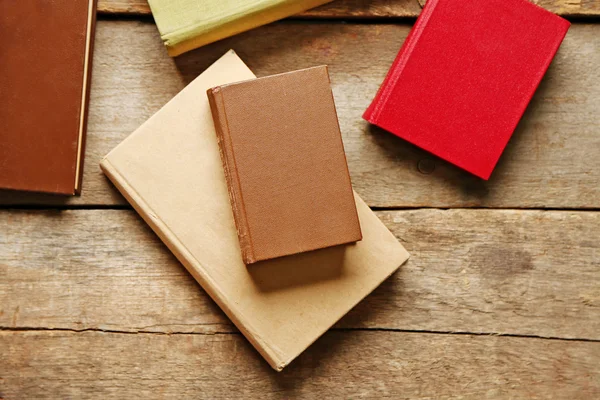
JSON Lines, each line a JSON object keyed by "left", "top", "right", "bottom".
{"left": 100, "top": 50, "right": 409, "bottom": 371}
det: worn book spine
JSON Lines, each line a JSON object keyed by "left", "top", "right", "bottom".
{"left": 362, "top": 0, "right": 439, "bottom": 124}
{"left": 206, "top": 88, "right": 256, "bottom": 265}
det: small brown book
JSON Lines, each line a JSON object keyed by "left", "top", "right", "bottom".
{"left": 207, "top": 66, "right": 362, "bottom": 264}
{"left": 0, "top": 0, "right": 97, "bottom": 195}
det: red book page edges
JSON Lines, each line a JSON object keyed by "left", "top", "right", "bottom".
{"left": 363, "top": 0, "right": 570, "bottom": 179}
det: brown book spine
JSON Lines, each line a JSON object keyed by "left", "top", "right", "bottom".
{"left": 207, "top": 87, "right": 255, "bottom": 264}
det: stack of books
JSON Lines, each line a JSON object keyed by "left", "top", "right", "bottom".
{"left": 100, "top": 51, "right": 409, "bottom": 370}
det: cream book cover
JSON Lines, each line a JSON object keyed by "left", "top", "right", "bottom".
{"left": 148, "top": 0, "right": 334, "bottom": 56}
{"left": 100, "top": 51, "right": 409, "bottom": 370}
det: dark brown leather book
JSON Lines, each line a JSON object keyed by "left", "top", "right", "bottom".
{"left": 0, "top": 0, "right": 98, "bottom": 195}
{"left": 207, "top": 66, "right": 362, "bottom": 264}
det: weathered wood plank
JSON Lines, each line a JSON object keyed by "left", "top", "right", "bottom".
{"left": 0, "top": 21, "right": 598, "bottom": 208}
{"left": 1, "top": 330, "right": 598, "bottom": 398}
{"left": 96, "top": 0, "right": 422, "bottom": 17}
{"left": 2, "top": 209, "right": 598, "bottom": 339}
{"left": 97, "top": 0, "right": 600, "bottom": 18}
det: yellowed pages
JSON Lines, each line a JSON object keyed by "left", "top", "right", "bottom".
{"left": 100, "top": 50, "right": 409, "bottom": 370}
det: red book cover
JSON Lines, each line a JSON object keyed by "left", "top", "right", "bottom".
{"left": 363, "top": 0, "right": 570, "bottom": 180}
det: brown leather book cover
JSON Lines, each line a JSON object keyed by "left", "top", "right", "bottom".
{"left": 207, "top": 66, "right": 362, "bottom": 264}
{"left": 0, "top": 0, "right": 98, "bottom": 195}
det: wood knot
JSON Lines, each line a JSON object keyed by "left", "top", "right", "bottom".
{"left": 417, "top": 159, "right": 436, "bottom": 174}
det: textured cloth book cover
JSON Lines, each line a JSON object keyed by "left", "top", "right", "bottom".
{"left": 0, "top": 0, "right": 97, "bottom": 195}
{"left": 147, "top": 0, "right": 334, "bottom": 56}
{"left": 100, "top": 51, "right": 409, "bottom": 371}
{"left": 363, "top": 0, "right": 570, "bottom": 180}
{"left": 207, "top": 66, "right": 362, "bottom": 265}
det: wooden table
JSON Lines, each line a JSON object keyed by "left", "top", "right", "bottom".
{"left": 2, "top": 1, "right": 599, "bottom": 398}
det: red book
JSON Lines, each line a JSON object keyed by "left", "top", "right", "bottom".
{"left": 363, "top": 0, "right": 570, "bottom": 179}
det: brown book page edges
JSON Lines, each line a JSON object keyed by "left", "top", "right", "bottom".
{"left": 74, "top": 0, "right": 98, "bottom": 195}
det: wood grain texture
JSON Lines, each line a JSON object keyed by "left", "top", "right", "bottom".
{"left": 0, "top": 21, "right": 598, "bottom": 208}
{"left": 97, "top": 0, "right": 600, "bottom": 17}
{"left": 2, "top": 209, "right": 598, "bottom": 339}
{"left": 1, "top": 7, "right": 597, "bottom": 397}
{"left": 2, "top": 330, "right": 598, "bottom": 399}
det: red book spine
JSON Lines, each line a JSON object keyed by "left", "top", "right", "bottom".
{"left": 363, "top": 0, "right": 440, "bottom": 123}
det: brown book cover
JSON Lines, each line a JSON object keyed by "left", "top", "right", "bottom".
{"left": 0, "top": 0, "right": 97, "bottom": 195}
{"left": 207, "top": 66, "right": 362, "bottom": 264}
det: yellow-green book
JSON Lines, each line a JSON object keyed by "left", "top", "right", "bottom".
{"left": 148, "top": 0, "right": 334, "bottom": 56}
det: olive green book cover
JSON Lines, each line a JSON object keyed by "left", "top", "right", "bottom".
{"left": 148, "top": 0, "right": 334, "bottom": 56}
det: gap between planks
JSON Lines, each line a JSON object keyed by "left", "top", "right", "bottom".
{"left": 1, "top": 204, "right": 599, "bottom": 212}
{"left": 2, "top": 326, "right": 598, "bottom": 343}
